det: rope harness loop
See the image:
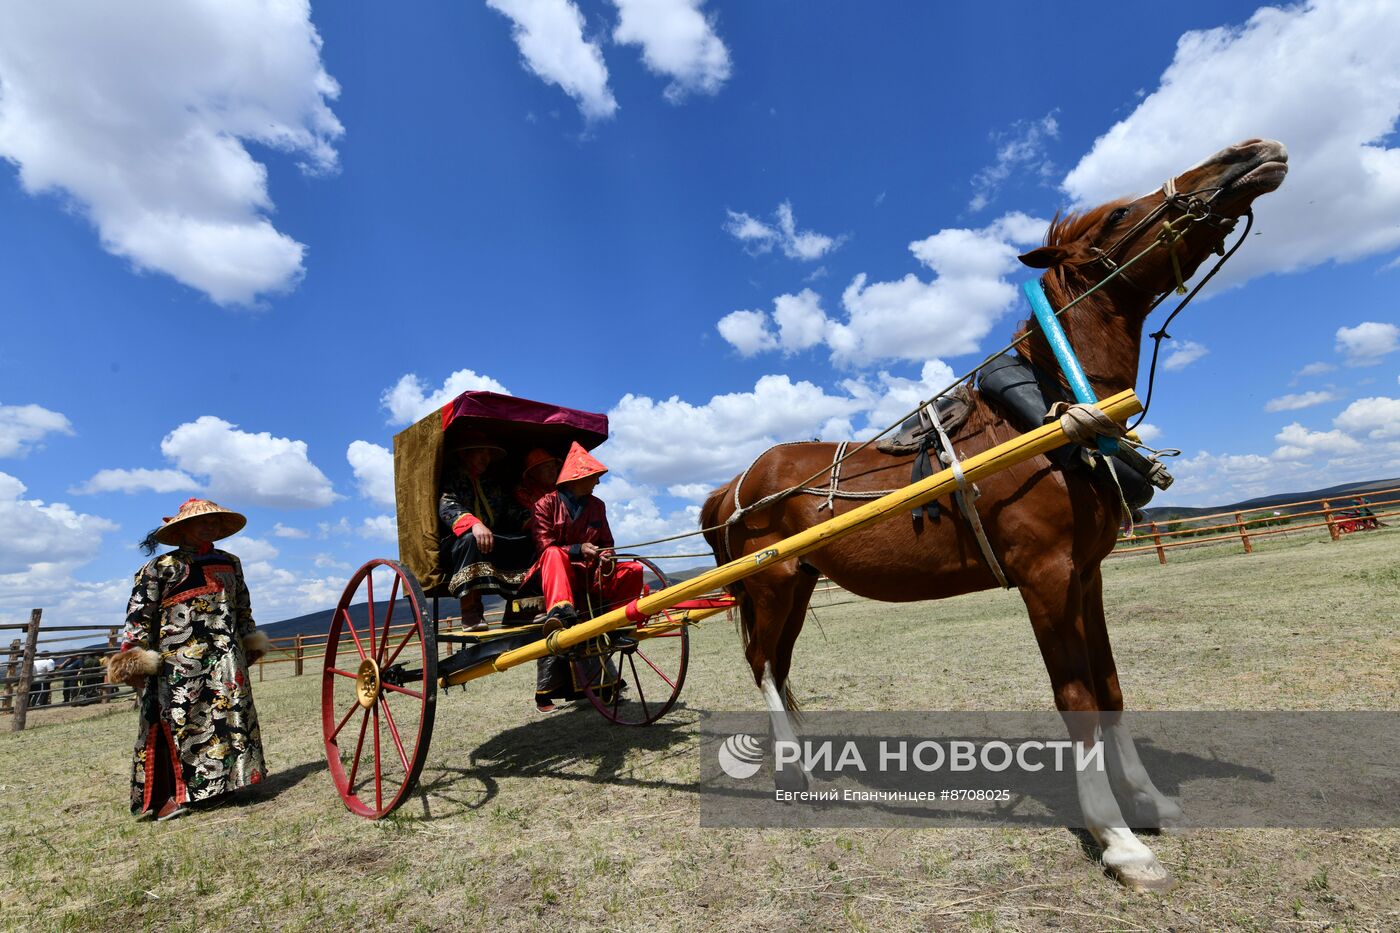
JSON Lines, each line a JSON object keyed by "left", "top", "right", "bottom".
{"left": 924, "top": 399, "right": 1010, "bottom": 589}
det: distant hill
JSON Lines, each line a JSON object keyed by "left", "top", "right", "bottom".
{"left": 1144, "top": 476, "right": 1399, "bottom": 521}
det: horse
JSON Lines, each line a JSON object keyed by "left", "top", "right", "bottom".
{"left": 700, "top": 138, "right": 1288, "bottom": 890}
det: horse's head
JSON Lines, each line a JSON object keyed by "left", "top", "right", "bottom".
{"left": 1019, "top": 138, "right": 1288, "bottom": 301}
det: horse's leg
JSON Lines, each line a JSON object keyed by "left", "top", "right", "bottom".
{"left": 1081, "top": 565, "right": 1184, "bottom": 830}
{"left": 1020, "top": 567, "right": 1171, "bottom": 891}
{"left": 744, "top": 563, "right": 812, "bottom": 791}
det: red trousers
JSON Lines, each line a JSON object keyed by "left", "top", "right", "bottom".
{"left": 537, "top": 546, "right": 644, "bottom": 613}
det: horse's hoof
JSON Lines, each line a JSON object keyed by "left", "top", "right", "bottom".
{"left": 1107, "top": 857, "right": 1175, "bottom": 892}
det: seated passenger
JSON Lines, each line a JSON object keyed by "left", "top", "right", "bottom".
{"left": 438, "top": 432, "right": 534, "bottom": 632}
{"left": 516, "top": 448, "right": 562, "bottom": 511}
{"left": 529, "top": 442, "right": 643, "bottom": 631}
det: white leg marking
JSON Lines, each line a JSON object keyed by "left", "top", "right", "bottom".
{"left": 1103, "top": 721, "right": 1185, "bottom": 829}
{"left": 1076, "top": 733, "right": 1171, "bottom": 890}
{"left": 762, "top": 664, "right": 809, "bottom": 787}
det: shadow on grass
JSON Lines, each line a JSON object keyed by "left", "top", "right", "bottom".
{"left": 398, "top": 702, "right": 702, "bottom": 821}
{"left": 237, "top": 757, "right": 330, "bottom": 806}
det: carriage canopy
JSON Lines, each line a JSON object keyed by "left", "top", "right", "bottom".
{"left": 392, "top": 390, "right": 609, "bottom": 593}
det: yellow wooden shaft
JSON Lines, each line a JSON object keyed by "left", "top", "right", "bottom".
{"left": 443, "top": 388, "right": 1140, "bottom": 687}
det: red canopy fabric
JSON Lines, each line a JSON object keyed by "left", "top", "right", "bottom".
{"left": 439, "top": 391, "right": 608, "bottom": 450}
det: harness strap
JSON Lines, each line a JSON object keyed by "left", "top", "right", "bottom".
{"left": 925, "top": 399, "right": 1010, "bottom": 589}
{"left": 818, "top": 442, "right": 848, "bottom": 512}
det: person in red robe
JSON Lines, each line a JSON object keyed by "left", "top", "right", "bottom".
{"left": 530, "top": 442, "right": 643, "bottom": 631}
{"left": 515, "top": 448, "right": 561, "bottom": 512}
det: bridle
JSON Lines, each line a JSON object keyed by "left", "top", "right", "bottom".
{"left": 1056, "top": 175, "right": 1255, "bottom": 430}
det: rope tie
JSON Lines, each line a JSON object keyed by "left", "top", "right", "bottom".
{"left": 818, "top": 442, "right": 848, "bottom": 512}
{"left": 1046, "top": 401, "right": 1128, "bottom": 446}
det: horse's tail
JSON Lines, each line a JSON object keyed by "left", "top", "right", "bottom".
{"left": 700, "top": 480, "right": 759, "bottom": 669}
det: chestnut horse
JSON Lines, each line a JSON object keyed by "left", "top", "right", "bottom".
{"left": 701, "top": 139, "right": 1288, "bottom": 890}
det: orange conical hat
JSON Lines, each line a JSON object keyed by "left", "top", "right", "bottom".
{"left": 557, "top": 441, "right": 608, "bottom": 484}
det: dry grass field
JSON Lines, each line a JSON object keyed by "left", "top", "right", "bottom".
{"left": 2, "top": 527, "right": 1397, "bottom": 931}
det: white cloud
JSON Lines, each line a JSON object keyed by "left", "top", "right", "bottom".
{"left": 606, "top": 375, "right": 865, "bottom": 488}
{"left": 358, "top": 514, "right": 398, "bottom": 543}
{"left": 1133, "top": 423, "right": 1163, "bottom": 443}
{"left": 1336, "top": 322, "right": 1399, "bottom": 365}
{"left": 1264, "top": 390, "right": 1340, "bottom": 412}
{"left": 70, "top": 468, "right": 201, "bottom": 496}
{"left": 313, "top": 553, "right": 352, "bottom": 571}
{"left": 0, "top": 567, "right": 129, "bottom": 638}
{"left": 718, "top": 289, "right": 831, "bottom": 357}
{"left": 0, "top": 403, "right": 73, "bottom": 458}
{"left": 840, "top": 361, "right": 959, "bottom": 437}
{"left": 825, "top": 212, "right": 1048, "bottom": 366}
{"left": 603, "top": 364, "right": 962, "bottom": 494}
{"left": 1333, "top": 396, "right": 1400, "bottom": 440}
{"left": 611, "top": 0, "right": 730, "bottom": 102}
{"left": 347, "top": 441, "right": 395, "bottom": 508}
{"left": 1061, "top": 1, "right": 1400, "bottom": 289}
{"left": 381, "top": 368, "right": 512, "bottom": 425}
{"left": 594, "top": 475, "right": 701, "bottom": 553}
{"left": 1162, "top": 340, "right": 1209, "bottom": 372}
{"left": 487, "top": 0, "right": 617, "bottom": 121}
{"left": 715, "top": 308, "right": 777, "bottom": 356}
{"left": 161, "top": 416, "right": 338, "bottom": 509}
{"left": 1294, "top": 361, "right": 1336, "bottom": 379}
{"left": 221, "top": 533, "right": 279, "bottom": 563}
{"left": 721, "top": 212, "right": 1047, "bottom": 367}
{"left": 1272, "top": 422, "right": 1362, "bottom": 460}
{"left": 0, "top": 0, "right": 342, "bottom": 305}
{"left": 318, "top": 517, "right": 352, "bottom": 539}
{"left": 0, "top": 472, "right": 118, "bottom": 576}
{"left": 968, "top": 111, "right": 1060, "bottom": 212}
{"left": 271, "top": 522, "right": 309, "bottom": 539}
{"left": 723, "top": 201, "right": 842, "bottom": 261}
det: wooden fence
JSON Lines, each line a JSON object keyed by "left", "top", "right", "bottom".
{"left": 2, "top": 609, "right": 135, "bottom": 731}
{"left": 1111, "top": 485, "right": 1400, "bottom": 564}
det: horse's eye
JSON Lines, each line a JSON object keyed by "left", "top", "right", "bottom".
{"left": 1106, "top": 206, "right": 1130, "bottom": 225}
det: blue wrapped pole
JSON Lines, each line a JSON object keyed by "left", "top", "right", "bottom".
{"left": 1022, "top": 280, "right": 1119, "bottom": 455}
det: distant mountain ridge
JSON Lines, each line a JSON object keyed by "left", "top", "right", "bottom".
{"left": 1144, "top": 476, "right": 1399, "bottom": 521}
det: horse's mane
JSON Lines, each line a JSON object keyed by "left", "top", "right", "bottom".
{"left": 1043, "top": 199, "right": 1129, "bottom": 250}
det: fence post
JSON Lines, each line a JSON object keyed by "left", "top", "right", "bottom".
{"left": 1149, "top": 522, "right": 1167, "bottom": 564}
{"left": 1322, "top": 500, "right": 1339, "bottom": 541}
{"left": 294, "top": 634, "right": 304, "bottom": 676}
{"left": 2, "top": 637, "right": 19, "bottom": 713}
{"left": 10, "top": 609, "right": 42, "bottom": 732}
{"left": 1234, "top": 512, "right": 1253, "bottom": 554}
{"left": 103, "top": 629, "right": 117, "bottom": 703}
{"left": 258, "top": 659, "right": 264, "bottom": 682}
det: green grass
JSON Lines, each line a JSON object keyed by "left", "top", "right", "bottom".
{"left": 1, "top": 529, "right": 1397, "bottom": 931}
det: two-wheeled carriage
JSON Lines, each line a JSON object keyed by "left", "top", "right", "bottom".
{"left": 320, "top": 391, "right": 731, "bottom": 818}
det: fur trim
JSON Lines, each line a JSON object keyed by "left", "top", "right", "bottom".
{"left": 242, "top": 629, "right": 271, "bottom": 664}
{"left": 107, "top": 648, "right": 160, "bottom": 686}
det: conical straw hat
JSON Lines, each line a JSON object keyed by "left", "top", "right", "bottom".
{"left": 557, "top": 442, "right": 607, "bottom": 484}
{"left": 153, "top": 498, "right": 247, "bottom": 546}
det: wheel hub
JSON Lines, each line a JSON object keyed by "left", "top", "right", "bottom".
{"left": 355, "top": 657, "right": 380, "bottom": 708}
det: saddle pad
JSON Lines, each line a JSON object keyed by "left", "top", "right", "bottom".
{"left": 876, "top": 384, "right": 974, "bottom": 454}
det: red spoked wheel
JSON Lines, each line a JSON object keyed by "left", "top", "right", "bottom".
{"left": 322, "top": 559, "right": 437, "bottom": 819}
{"left": 573, "top": 556, "right": 689, "bottom": 726}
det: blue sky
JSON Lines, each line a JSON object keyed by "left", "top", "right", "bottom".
{"left": 2, "top": 0, "right": 1398, "bottom": 626}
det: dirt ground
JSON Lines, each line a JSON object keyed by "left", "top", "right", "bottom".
{"left": 2, "top": 527, "right": 1397, "bottom": 931}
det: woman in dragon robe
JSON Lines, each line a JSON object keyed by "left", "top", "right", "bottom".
{"left": 107, "top": 498, "right": 271, "bottom": 821}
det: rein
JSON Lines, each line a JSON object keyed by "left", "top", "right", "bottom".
{"left": 614, "top": 180, "right": 1253, "bottom": 553}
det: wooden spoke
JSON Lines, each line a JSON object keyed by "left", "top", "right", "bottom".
{"left": 377, "top": 574, "right": 400, "bottom": 663}
{"left": 380, "top": 681, "right": 424, "bottom": 700}
{"left": 330, "top": 698, "right": 360, "bottom": 741}
{"left": 339, "top": 607, "right": 368, "bottom": 661}
{"left": 378, "top": 694, "right": 413, "bottom": 776}
{"left": 346, "top": 707, "right": 370, "bottom": 790}
{"left": 635, "top": 647, "right": 679, "bottom": 691}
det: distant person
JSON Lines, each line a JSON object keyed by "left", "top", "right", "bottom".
{"left": 31, "top": 652, "right": 55, "bottom": 706}
{"left": 106, "top": 498, "right": 271, "bottom": 822}
{"left": 438, "top": 432, "right": 535, "bottom": 631}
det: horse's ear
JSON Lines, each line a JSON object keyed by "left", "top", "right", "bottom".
{"left": 1018, "top": 245, "right": 1068, "bottom": 269}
